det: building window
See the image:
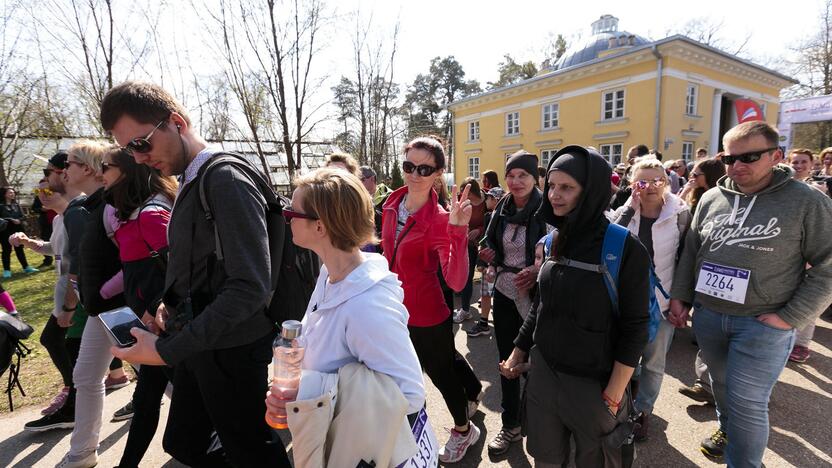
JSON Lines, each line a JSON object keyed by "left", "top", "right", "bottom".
{"left": 541, "top": 103, "right": 559, "bottom": 130}
{"left": 468, "top": 121, "right": 480, "bottom": 142}
{"left": 540, "top": 149, "right": 559, "bottom": 168}
{"left": 685, "top": 84, "right": 698, "bottom": 115}
{"left": 468, "top": 156, "right": 480, "bottom": 179}
{"left": 600, "top": 143, "right": 624, "bottom": 164}
{"left": 682, "top": 141, "right": 694, "bottom": 161}
{"left": 602, "top": 89, "right": 625, "bottom": 120}
{"left": 506, "top": 111, "right": 520, "bottom": 135}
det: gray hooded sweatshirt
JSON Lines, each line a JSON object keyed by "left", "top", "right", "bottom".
{"left": 671, "top": 164, "right": 832, "bottom": 329}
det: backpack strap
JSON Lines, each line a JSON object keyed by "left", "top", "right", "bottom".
{"left": 197, "top": 152, "right": 277, "bottom": 262}
{"left": 600, "top": 223, "right": 629, "bottom": 315}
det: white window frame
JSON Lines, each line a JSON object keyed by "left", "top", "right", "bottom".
{"left": 468, "top": 121, "right": 480, "bottom": 142}
{"left": 468, "top": 156, "right": 480, "bottom": 179}
{"left": 541, "top": 102, "right": 559, "bottom": 130}
{"left": 682, "top": 141, "right": 694, "bottom": 161}
{"left": 599, "top": 143, "right": 624, "bottom": 164}
{"left": 685, "top": 84, "right": 698, "bottom": 115}
{"left": 540, "top": 149, "right": 559, "bottom": 169}
{"left": 506, "top": 111, "right": 520, "bottom": 136}
{"left": 602, "top": 89, "right": 625, "bottom": 120}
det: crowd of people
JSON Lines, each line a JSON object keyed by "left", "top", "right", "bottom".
{"left": 5, "top": 80, "right": 831, "bottom": 468}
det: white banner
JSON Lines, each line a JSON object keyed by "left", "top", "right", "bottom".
{"left": 779, "top": 94, "right": 832, "bottom": 125}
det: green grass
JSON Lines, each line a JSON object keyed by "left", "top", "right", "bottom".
{"left": 0, "top": 253, "right": 63, "bottom": 413}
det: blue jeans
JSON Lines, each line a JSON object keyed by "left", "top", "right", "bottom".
{"left": 692, "top": 303, "right": 795, "bottom": 468}
{"left": 635, "top": 316, "right": 675, "bottom": 414}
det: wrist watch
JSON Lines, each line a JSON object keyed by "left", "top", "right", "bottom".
{"left": 62, "top": 305, "right": 75, "bottom": 312}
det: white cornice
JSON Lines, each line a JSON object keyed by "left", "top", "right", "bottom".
{"left": 659, "top": 42, "right": 794, "bottom": 89}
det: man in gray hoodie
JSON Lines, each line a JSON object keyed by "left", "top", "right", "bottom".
{"left": 669, "top": 121, "right": 832, "bottom": 467}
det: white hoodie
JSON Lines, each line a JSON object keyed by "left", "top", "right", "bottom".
{"left": 299, "top": 252, "right": 426, "bottom": 413}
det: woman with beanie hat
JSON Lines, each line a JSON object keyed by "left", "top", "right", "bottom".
{"left": 480, "top": 149, "right": 549, "bottom": 455}
{"left": 501, "top": 145, "right": 651, "bottom": 467}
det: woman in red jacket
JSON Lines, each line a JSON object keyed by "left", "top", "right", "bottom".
{"left": 382, "top": 136, "right": 481, "bottom": 464}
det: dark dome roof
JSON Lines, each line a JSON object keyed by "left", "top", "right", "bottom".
{"left": 553, "top": 31, "right": 650, "bottom": 70}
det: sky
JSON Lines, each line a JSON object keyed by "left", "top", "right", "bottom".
{"left": 319, "top": 0, "right": 816, "bottom": 89}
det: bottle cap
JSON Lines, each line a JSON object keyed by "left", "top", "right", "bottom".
{"left": 280, "top": 320, "right": 302, "bottom": 340}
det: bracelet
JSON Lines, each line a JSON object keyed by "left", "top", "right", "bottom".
{"left": 61, "top": 305, "right": 75, "bottom": 312}
{"left": 602, "top": 391, "right": 621, "bottom": 407}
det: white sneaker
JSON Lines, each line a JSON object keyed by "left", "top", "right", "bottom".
{"left": 452, "top": 308, "right": 472, "bottom": 323}
{"left": 55, "top": 451, "right": 98, "bottom": 468}
{"left": 439, "top": 424, "right": 481, "bottom": 463}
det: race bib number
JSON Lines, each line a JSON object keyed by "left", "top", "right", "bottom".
{"left": 695, "top": 262, "right": 750, "bottom": 304}
{"left": 397, "top": 408, "right": 438, "bottom": 468}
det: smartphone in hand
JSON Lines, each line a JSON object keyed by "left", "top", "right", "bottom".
{"left": 97, "top": 307, "right": 147, "bottom": 348}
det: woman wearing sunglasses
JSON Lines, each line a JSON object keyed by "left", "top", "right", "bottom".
{"left": 0, "top": 186, "right": 37, "bottom": 277}
{"left": 265, "top": 168, "right": 426, "bottom": 466}
{"left": 610, "top": 157, "right": 691, "bottom": 442}
{"left": 99, "top": 147, "right": 178, "bottom": 468}
{"left": 381, "top": 136, "right": 482, "bottom": 464}
{"left": 679, "top": 158, "right": 726, "bottom": 215}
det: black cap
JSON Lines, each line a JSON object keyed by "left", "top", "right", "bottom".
{"left": 505, "top": 150, "right": 538, "bottom": 177}
{"left": 48, "top": 151, "right": 68, "bottom": 169}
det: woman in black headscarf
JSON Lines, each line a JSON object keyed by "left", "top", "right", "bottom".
{"left": 501, "top": 145, "right": 650, "bottom": 467}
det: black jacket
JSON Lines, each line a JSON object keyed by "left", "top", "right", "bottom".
{"left": 515, "top": 146, "right": 650, "bottom": 381}
{"left": 157, "top": 158, "right": 274, "bottom": 366}
{"left": 77, "top": 189, "right": 126, "bottom": 316}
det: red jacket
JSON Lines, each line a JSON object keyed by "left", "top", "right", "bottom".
{"left": 382, "top": 186, "right": 469, "bottom": 327}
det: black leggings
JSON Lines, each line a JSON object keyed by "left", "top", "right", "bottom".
{"left": 119, "top": 364, "right": 172, "bottom": 468}
{"left": 40, "top": 315, "right": 74, "bottom": 387}
{"left": 493, "top": 289, "right": 525, "bottom": 428}
{"left": 0, "top": 225, "right": 28, "bottom": 270}
{"left": 409, "top": 317, "right": 481, "bottom": 426}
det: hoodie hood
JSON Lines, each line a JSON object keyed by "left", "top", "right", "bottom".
{"left": 537, "top": 145, "right": 612, "bottom": 232}
{"left": 310, "top": 252, "right": 404, "bottom": 313}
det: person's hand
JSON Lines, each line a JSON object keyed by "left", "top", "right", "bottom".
{"left": 479, "top": 247, "right": 496, "bottom": 264}
{"left": 499, "top": 347, "right": 529, "bottom": 379}
{"left": 602, "top": 390, "right": 623, "bottom": 417}
{"left": 485, "top": 265, "right": 496, "bottom": 283}
{"left": 448, "top": 184, "right": 473, "bottom": 226}
{"left": 141, "top": 311, "right": 160, "bottom": 335}
{"left": 513, "top": 266, "right": 538, "bottom": 290}
{"left": 467, "top": 228, "right": 482, "bottom": 243}
{"left": 628, "top": 186, "right": 642, "bottom": 209}
{"left": 756, "top": 313, "right": 793, "bottom": 330}
{"left": 8, "top": 232, "right": 27, "bottom": 247}
{"left": 668, "top": 299, "right": 691, "bottom": 328}
{"left": 57, "top": 310, "right": 74, "bottom": 328}
{"left": 155, "top": 303, "right": 169, "bottom": 332}
{"left": 110, "top": 328, "right": 166, "bottom": 366}
{"left": 10, "top": 219, "right": 20, "bottom": 225}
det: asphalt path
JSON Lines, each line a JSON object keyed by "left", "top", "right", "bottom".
{"left": 1, "top": 308, "right": 830, "bottom": 467}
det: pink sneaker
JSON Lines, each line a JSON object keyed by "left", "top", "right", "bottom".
{"left": 42, "top": 387, "right": 70, "bottom": 415}
{"left": 104, "top": 375, "right": 130, "bottom": 391}
{"left": 439, "top": 424, "right": 481, "bottom": 463}
{"left": 788, "top": 345, "right": 810, "bottom": 363}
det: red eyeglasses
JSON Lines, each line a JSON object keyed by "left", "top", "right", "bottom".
{"left": 283, "top": 208, "right": 319, "bottom": 223}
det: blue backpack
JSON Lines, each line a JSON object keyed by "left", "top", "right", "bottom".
{"left": 544, "top": 224, "right": 667, "bottom": 342}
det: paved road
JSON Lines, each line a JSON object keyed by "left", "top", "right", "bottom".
{"left": 2, "top": 311, "right": 830, "bottom": 467}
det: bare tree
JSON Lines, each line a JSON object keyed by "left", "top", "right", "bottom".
{"left": 664, "top": 17, "right": 752, "bottom": 57}
{"left": 791, "top": 0, "right": 832, "bottom": 97}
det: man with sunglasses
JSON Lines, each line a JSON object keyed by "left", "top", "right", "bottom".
{"left": 100, "top": 81, "right": 291, "bottom": 468}
{"left": 669, "top": 121, "right": 832, "bottom": 466}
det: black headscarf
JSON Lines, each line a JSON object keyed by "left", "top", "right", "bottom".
{"left": 537, "top": 145, "right": 612, "bottom": 256}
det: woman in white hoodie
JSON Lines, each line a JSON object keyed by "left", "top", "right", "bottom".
{"left": 611, "top": 157, "right": 691, "bottom": 442}
{"left": 265, "top": 168, "right": 426, "bottom": 437}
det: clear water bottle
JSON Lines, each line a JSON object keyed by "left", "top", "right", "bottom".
{"left": 266, "top": 320, "right": 305, "bottom": 429}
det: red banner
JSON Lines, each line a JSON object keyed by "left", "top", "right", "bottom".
{"left": 735, "top": 99, "right": 764, "bottom": 123}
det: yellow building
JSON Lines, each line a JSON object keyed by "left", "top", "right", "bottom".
{"left": 449, "top": 15, "right": 796, "bottom": 186}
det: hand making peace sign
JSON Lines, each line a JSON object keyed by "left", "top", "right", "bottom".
{"left": 448, "top": 184, "right": 473, "bottom": 226}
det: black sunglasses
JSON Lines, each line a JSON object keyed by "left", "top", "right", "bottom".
{"left": 122, "top": 120, "right": 166, "bottom": 154}
{"left": 722, "top": 147, "right": 778, "bottom": 165}
{"left": 283, "top": 208, "right": 319, "bottom": 223}
{"left": 43, "top": 168, "right": 62, "bottom": 177}
{"left": 402, "top": 161, "right": 438, "bottom": 177}
{"left": 101, "top": 162, "right": 119, "bottom": 173}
